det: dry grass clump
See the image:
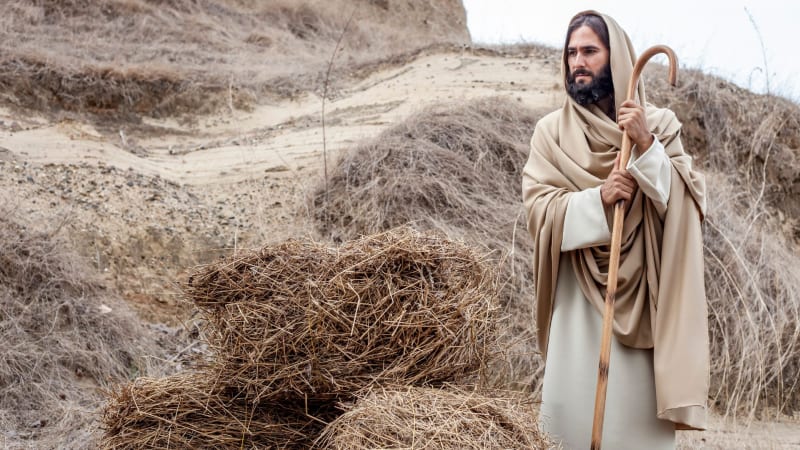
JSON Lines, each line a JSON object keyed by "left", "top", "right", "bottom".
{"left": 315, "top": 386, "right": 550, "bottom": 449}
{"left": 184, "top": 226, "right": 498, "bottom": 402}
{"left": 313, "top": 97, "right": 541, "bottom": 236}
{"left": 0, "top": 0, "right": 469, "bottom": 117}
{"left": 702, "top": 173, "right": 800, "bottom": 418}
{"left": 101, "top": 372, "right": 336, "bottom": 449}
{"left": 647, "top": 67, "right": 800, "bottom": 241}
{"left": 310, "top": 96, "right": 546, "bottom": 392}
{"left": 0, "top": 214, "right": 160, "bottom": 446}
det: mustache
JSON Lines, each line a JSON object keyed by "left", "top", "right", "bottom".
{"left": 571, "top": 69, "right": 593, "bottom": 78}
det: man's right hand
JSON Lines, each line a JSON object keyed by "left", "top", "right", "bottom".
{"left": 601, "top": 152, "right": 638, "bottom": 207}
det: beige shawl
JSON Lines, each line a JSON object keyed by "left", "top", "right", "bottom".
{"left": 522, "top": 11, "right": 709, "bottom": 430}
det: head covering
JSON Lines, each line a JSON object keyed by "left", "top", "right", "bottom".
{"left": 561, "top": 11, "right": 642, "bottom": 117}
{"left": 522, "top": 11, "right": 709, "bottom": 429}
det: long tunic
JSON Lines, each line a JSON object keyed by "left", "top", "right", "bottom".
{"left": 539, "top": 137, "right": 676, "bottom": 449}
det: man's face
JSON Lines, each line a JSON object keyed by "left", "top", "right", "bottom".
{"left": 566, "top": 25, "right": 613, "bottom": 106}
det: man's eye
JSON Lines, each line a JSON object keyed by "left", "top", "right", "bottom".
{"left": 568, "top": 50, "right": 577, "bottom": 57}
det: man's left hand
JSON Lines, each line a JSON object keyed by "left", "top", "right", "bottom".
{"left": 618, "top": 99, "right": 653, "bottom": 150}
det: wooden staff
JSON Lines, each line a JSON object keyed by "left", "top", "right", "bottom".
{"left": 590, "top": 45, "right": 678, "bottom": 450}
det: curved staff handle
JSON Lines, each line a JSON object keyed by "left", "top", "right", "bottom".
{"left": 590, "top": 45, "right": 678, "bottom": 450}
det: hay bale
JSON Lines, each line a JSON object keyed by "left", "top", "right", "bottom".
{"left": 101, "top": 372, "right": 335, "bottom": 450}
{"left": 309, "top": 96, "right": 546, "bottom": 392}
{"left": 184, "top": 226, "right": 498, "bottom": 401}
{"left": 314, "top": 386, "right": 550, "bottom": 449}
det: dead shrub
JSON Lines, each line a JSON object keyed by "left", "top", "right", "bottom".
{"left": 647, "top": 67, "right": 800, "bottom": 241}
{"left": 702, "top": 173, "right": 800, "bottom": 418}
{"left": 0, "top": 214, "right": 161, "bottom": 446}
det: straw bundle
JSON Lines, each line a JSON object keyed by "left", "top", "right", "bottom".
{"left": 184, "top": 226, "right": 499, "bottom": 401}
{"left": 101, "top": 372, "right": 336, "bottom": 449}
{"left": 314, "top": 386, "right": 550, "bottom": 449}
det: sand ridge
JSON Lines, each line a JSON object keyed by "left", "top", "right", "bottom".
{"left": 0, "top": 50, "right": 562, "bottom": 186}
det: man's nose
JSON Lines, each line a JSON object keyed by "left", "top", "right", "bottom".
{"left": 574, "top": 52, "right": 586, "bottom": 67}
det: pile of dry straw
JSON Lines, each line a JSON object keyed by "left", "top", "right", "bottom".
{"left": 102, "top": 372, "right": 337, "bottom": 449}
{"left": 101, "top": 226, "right": 549, "bottom": 448}
{"left": 317, "top": 386, "right": 545, "bottom": 449}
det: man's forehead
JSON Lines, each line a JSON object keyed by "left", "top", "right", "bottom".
{"left": 568, "top": 26, "right": 605, "bottom": 49}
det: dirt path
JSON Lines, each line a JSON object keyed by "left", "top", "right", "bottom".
{"left": 0, "top": 51, "right": 562, "bottom": 185}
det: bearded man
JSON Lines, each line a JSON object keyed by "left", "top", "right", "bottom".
{"left": 522, "top": 11, "right": 709, "bottom": 449}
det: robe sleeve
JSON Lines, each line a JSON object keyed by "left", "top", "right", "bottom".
{"left": 561, "top": 186, "right": 611, "bottom": 251}
{"left": 627, "top": 135, "right": 671, "bottom": 218}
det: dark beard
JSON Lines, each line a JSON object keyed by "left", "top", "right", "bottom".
{"left": 567, "top": 64, "right": 614, "bottom": 106}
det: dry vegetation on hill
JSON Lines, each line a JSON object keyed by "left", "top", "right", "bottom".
{"left": 0, "top": 0, "right": 468, "bottom": 117}
{"left": 648, "top": 67, "right": 800, "bottom": 241}
{"left": 0, "top": 211, "right": 164, "bottom": 447}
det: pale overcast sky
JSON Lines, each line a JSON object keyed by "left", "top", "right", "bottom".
{"left": 462, "top": 1, "right": 799, "bottom": 102}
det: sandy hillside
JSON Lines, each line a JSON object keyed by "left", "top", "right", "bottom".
{"left": 2, "top": 45, "right": 800, "bottom": 449}
{"left": 0, "top": 48, "right": 560, "bottom": 185}
{"left": 2, "top": 1, "right": 800, "bottom": 447}
{"left": 0, "top": 46, "right": 560, "bottom": 321}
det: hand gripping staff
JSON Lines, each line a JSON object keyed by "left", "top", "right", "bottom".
{"left": 590, "top": 45, "right": 678, "bottom": 450}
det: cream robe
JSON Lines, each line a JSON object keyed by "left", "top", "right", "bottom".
{"left": 541, "top": 139, "right": 677, "bottom": 449}
{"left": 523, "top": 11, "right": 709, "bottom": 433}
